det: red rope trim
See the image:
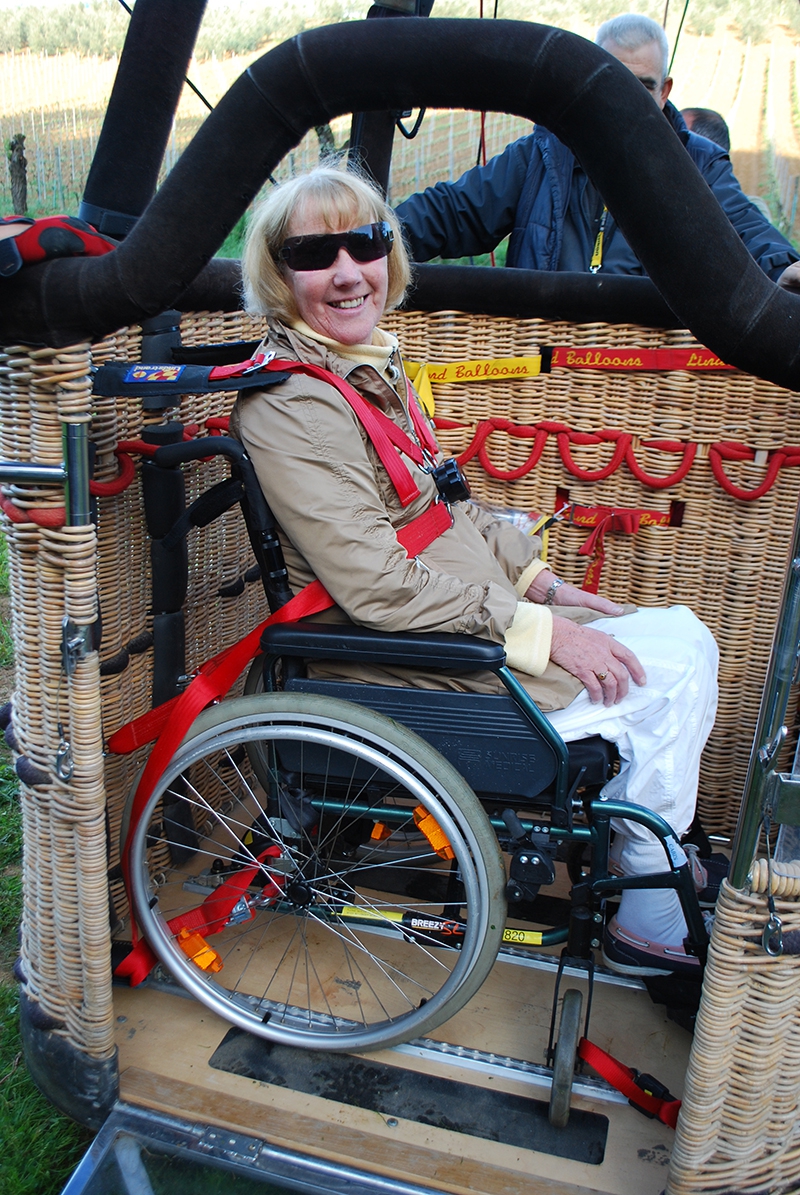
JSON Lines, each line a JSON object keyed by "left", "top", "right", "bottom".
{"left": 0, "top": 418, "right": 235, "bottom": 524}
{"left": 443, "top": 416, "right": 800, "bottom": 497}
{"left": 556, "top": 429, "right": 630, "bottom": 482}
{"left": 0, "top": 493, "right": 65, "bottom": 527}
{"left": 625, "top": 439, "right": 698, "bottom": 489}
{"left": 205, "top": 416, "right": 230, "bottom": 433}
{"left": 89, "top": 451, "right": 136, "bottom": 497}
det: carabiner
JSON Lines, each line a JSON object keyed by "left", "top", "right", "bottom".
{"left": 762, "top": 912, "right": 784, "bottom": 956}
{"left": 55, "top": 724, "right": 74, "bottom": 781}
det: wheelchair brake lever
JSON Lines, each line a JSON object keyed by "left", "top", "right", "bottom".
{"left": 501, "top": 809, "right": 527, "bottom": 843}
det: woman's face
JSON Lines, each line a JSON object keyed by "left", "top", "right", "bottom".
{"left": 283, "top": 205, "right": 389, "bottom": 345}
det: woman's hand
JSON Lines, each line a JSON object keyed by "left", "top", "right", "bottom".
{"left": 549, "top": 617, "right": 647, "bottom": 706}
{"left": 525, "top": 568, "right": 625, "bottom": 617}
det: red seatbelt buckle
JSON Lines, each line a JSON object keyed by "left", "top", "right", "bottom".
{"left": 630, "top": 1070, "right": 677, "bottom": 1118}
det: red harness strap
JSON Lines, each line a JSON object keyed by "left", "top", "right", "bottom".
{"left": 262, "top": 359, "right": 431, "bottom": 507}
{"left": 578, "top": 1038, "right": 682, "bottom": 1129}
{"left": 212, "top": 354, "right": 438, "bottom": 506}
{"left": 396, "top": 500, "right": 453, "bottom": 556}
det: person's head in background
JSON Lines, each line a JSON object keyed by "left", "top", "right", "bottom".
{"left": 681, "top": 107, "right": 731, "bottom": 152}
{"left": 681, "top": 107, "right": 773, "bottom": 219}
{"left": 595, "top": 13, "right": 672, "bottom": 109}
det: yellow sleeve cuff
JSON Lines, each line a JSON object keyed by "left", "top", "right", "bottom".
{"left": 504, "top": 601, "right": 552, "bottom": 676}
{"left": 514, "top": 557, "right": 548, "bottom": 598}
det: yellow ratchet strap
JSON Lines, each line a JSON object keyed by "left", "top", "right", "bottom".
{"left": 405, "top": 356, "right": 545, "bottom": 416}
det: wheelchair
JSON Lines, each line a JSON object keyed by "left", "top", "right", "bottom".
{"left": 120, "top": 415, "right": 709, "bottom": 1121}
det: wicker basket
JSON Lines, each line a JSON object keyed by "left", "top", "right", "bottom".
{"left": 3, "top": 306, "right": 800, "bottom": 1189}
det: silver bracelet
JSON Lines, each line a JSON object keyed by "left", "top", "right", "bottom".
{"left": 543, "top": 577, "right": 564, "bottom": 605}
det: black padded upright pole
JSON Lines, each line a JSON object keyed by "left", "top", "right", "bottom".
{"left": 348, "top": 1, "right": 434, "bottom": 194}
{"left": 79, "top": 0, "right": 208, "bottom": 237}
{"left": 141, "top": 423, "right": 189, "bottom": 708}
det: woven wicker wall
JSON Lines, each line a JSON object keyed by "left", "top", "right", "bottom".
{"left": 668, "top": 881, "right": 800, "bottom": 1195}
{"left": 0, "top": 312, "right": 271, "bottom": 1060}
{"left": 385, "top": 310, "right": 800, "bottom": 839}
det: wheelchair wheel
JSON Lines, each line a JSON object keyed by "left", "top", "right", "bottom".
{"left": 548, "top": 987, "right": 583, "bottom": 1128}
{"left": 127, "top": 692, "right": 506, "bottom": 1052}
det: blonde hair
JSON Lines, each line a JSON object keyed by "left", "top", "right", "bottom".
{"left": 242, "top": 165, "right": 412, "bottom": 324}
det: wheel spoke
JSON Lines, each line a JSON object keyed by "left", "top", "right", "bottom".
{"left": 129, "top": 695, "right": 504, "bottom": 1051}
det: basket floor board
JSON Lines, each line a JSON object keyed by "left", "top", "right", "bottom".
{"left": 114, "top": 947, "right": 688, "bottom": 1195}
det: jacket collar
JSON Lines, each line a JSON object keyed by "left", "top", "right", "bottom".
{"left": 263, "top": 320, "right": 407, "bottom": 413}
{"left": 664, "top": 99, "right": 690, "bottom": 145}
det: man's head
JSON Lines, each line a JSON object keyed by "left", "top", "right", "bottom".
{"left": 681, "top": 107, "right": 731, "bottom": 152}
{"left": 596, "top": 13, "right": 673, "bottom": 110}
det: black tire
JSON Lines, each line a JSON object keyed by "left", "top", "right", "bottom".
{"left": 126, "top": 692, "right": 506, "bottom": 1052}
{"left": 549, "top": 987, "right": 583, "bottom": 1128}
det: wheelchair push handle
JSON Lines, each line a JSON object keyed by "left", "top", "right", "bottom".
{"left": 153, "top": 434, "right": 244, "bottom": 469}
{"left": 152, "top": 436, "right": 272, "bottom": 532}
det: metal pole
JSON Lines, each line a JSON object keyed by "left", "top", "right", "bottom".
{"left": 0, "top": 462, "right": 66, "bottom": 486}
{"left": 63, "top": 424, "right": 91, "bottom": 526}
{"left": 729, "top": 491, "right": 800, "bottom": 888}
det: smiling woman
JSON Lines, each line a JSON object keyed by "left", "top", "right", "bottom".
{"left": 231, "top": 163, "right": 719, "bottom": 977}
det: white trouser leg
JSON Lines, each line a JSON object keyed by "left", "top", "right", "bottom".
{"left": 545, "top": 605, "right": 719, "bottom": 943}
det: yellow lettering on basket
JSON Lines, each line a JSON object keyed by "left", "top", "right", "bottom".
{"left": 686, "top": 350, "right": 725, "bottom": 369}
{"left": 407, "top": 357, "right": 542, "bottom": 384}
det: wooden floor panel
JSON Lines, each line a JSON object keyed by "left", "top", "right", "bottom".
{"left": 114, "top": 953, "right": 688, "bottom": 1195}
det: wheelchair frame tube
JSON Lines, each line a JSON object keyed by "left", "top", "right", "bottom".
{"left": 590, "top": 798, "right": 709, "bottom": 958}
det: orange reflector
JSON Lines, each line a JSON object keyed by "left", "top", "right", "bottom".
{"left": 176, "top": 927, "right": 223, "bottom": 972}
{"left": 370, "top": 822, "right": 392, "bottom": 842}
{"left": 413, "top": 805, "right": 455, "bottom": 860}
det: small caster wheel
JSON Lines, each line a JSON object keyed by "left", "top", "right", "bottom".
{"left": 549, "top": 987, "right": 583, "bottom": 1128}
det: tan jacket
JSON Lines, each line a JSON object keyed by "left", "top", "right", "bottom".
{"left": 232, "top": 321, "right": 588, "bottom": 711}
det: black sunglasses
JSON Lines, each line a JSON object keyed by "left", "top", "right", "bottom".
{"left": 276, "top": 221, "right": 394, "bottom": 271}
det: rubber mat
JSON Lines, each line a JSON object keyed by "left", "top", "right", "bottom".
{"left": 209, "top": 1029, "right": 608, "bottom": 1164}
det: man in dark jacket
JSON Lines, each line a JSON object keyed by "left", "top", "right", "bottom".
{"left": 396, "top": 13, "right": 800, "bottom": 289}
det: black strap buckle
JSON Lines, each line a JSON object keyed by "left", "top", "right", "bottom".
{"left": 629, "top": 1070, "right": 676, "bottom": 1118}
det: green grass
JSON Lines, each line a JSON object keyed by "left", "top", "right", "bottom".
{"left": 0, "top": 529, "right": 7, "bottom": 593}
{"left": 0, "top": 531, "right": 91, "bottom": 1194}
{"left": 431, "top": 236, "right": 510, "bottom": 269}
{"left": 0, "top": 982, "right": 91, "bottom": 1195}
{"left": 217, "top": 212, "right": 249, "bottom": 259}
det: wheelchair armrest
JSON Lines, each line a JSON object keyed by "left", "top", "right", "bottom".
{"left": 260, "top": 622, "right": 507, "bottom": 672}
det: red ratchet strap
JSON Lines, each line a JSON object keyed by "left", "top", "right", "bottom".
{"left": 112, "top": 579, "right": 333, "bottom": 979}
{"left": 578, "top": 1038, "right": 681, "bottom": 1129}
{"left": 550, "top": 346, "right": 733, "bottom": 372}
{"left": 115, "top": 845, "right": 284, "bottom": 986}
